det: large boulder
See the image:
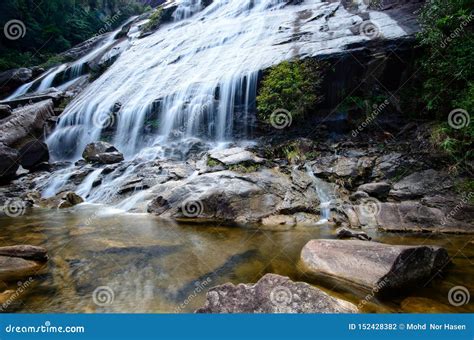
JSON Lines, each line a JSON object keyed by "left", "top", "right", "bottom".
{"left": 0, "top": 100, "right": 55, "bottom": 147}
{"left": 18, "top": 140, "right": 49, "bottom": 170}
{"left": 196, "top": 273, "right": 357, "bottom": 313}
{"left": 300, "top": 240, "right": 450, "bottom": 295}
{"left": 82, "top": 142, "right": 124, "bottom": 164}
{"left": 147, "top": 168, "right": 320, "bottom": 224}
{"left": 0, "top": 143, "right": 19, "bottom": 182}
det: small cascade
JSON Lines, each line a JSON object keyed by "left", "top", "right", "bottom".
{"left": 305, "top": 164, "right": 335, "bottom": 222}
{"left": 42, "top": 167, "right": 75, "bottom": 198}
{"left": 36, "top": 64, "right": 68, "bottom": 92}
{"left": 173, "top": 0, "right": 204, "bottom": 21}
{"left": 76, "top": 168, "right": 103, "bottom": 198}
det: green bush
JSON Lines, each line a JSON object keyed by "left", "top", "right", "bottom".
{"left": 256, "top": 59, "right": 325, "bottom": 125}
{"left": 142, "top": 8, "right": 163, "bottom": 33}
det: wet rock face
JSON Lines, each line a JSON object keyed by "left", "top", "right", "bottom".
{"left": 0, "top": 100, "right": 55, "bottom": 148}
{"left": 300, "top": 240, "right": 450, "bottom": 295}
{"left": 0, "top": 105, "right": 12, "bottom": 119}
{"left": 0, "top": 68, "right": 33, "bottom": 97}
{"left": 196, "top": 273, "right": 358, "bottom": 313}
{"left": 0, "top": 245, "right": 48, "bottom": 282}
{"left": 0, "top": 144, "right": 19, "bottom": 182}
{"left": 18, "top": 140, "right": 50, "bottom": 170}
{"left": 82, "top": 142, "right": 124, "bottom": 164}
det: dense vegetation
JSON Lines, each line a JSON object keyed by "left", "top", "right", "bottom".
{"left": 0, "top": 0, "right": 149, "bottom": 72}
{"left": 256, "top": 59, "right": 324, "bottom": 125}
{"left": 416, "top": 0, "right": 473, "bottom": 165}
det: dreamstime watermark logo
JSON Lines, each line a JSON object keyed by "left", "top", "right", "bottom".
{"left": 359, "top": 21, "right": 381, "bottom": 39}
{"left": 92, "top": 286, "right": 115, "bottom": 306}
{"left": 0, "top": 277, "right": 34, "bottom": 312}
{"left": 270, "top": 109, "right": 292, "bottom": 129}
{"left": 351, "top": 99, "right": 390, "bottom": 138}
{"left": 174, "top": 277, "right": 212, "bottom": 313}
{"left": 358, "top": 197, "right": 381, "bottom": 218}
{"left": 93, "top": 111, "right": 116, "bottom": 129}
{"left": 441, "top": 192, "right": 473, "bottom": 226}
{"left": 357, "top": 277, "right": 389, "bottom": 309}
{"left": 181, "top": 199, "right": 204, "bottom": 218}
{"left": 3, "top": 19, "right": 26, "bottom": 40}
{"left": 440, "top": 13, "right": 474, "bottom": 49}
{"left": 448, "top": 109, "right": 470, "bottom": 130}
{"left": 270, "top": 286, "right": 293, "bottom": 307}
{"left": 448, "top": 286, "right": 470, "bottom": 307}
{"left": 2, "top": 199, "right": 26, "bottom": 217}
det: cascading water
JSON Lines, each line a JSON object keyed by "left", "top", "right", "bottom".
{"left": 173, "top": 0, "right": 204, "bottom": 20}
{"left": 40, "top": 0, "right": 410, "bottom": 206}
{"left": 46, "top": 0, "right": 309, "bottom": 160}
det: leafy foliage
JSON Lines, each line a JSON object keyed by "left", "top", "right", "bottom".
{"left": 417, "top": 0, "right": 474, "bottom": 163}
{"left": 142, "top": 8, "right": 164, "bottom": 33}
{"left": 0, "top": 0, "right": 147, "bottom": 72}
{"left": 256, "top": 59, "right": 325, "bottom": 124}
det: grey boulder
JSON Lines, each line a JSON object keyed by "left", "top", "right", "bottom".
{"left": 300, "top": 240, "right": 450, "bottom": 295}
{"left": 196, "top": 273, "right": 357, "bottom": 313}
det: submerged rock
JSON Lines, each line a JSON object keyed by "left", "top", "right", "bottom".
{"left": 0, "top": 245, "right": 48, "bottom": 262}
{"left": 0, "top": 256, "right": 47, "bottom": 281}
{"left": 82, "top": 142, "right": 124, "bottom": 164}
{"left": 196, "top": 273, "right": 357, "bottom": 313}
{"left": 300, "top": 240, "right": 450, "bottom": 295}
{"left": 336, "top": 227, "right": 371, "bottom": 241}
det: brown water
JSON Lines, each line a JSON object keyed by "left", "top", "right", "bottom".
{"left": 0, "top": 204, "right": 472, "bottom": 313}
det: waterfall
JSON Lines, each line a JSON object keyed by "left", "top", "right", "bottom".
{"left": 46, "top": 0, "right": 302, "bottom": 160}
{"left": 76, "top": 168, "right": 103, "bottom": 198}
{"left": 305, "top": 164, "right": 335, "bottom": 222}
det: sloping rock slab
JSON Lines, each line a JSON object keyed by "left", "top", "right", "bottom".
{"left": 0, "top": 245, "right": 47, "bottom": 262}
{"left": 300, "top": 240, "right": 450, "bottom": 295}
{"left": 209, "top": 147, "right": 264, "bottom": 166}
{"left": 0, "top": 100, "right": 54, "bottom": 147}
{"left": 196, "top": 273, "right": 357, "bottom": 313}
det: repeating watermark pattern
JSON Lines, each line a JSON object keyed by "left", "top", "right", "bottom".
{"left": 448, "top": 286, "right": 470, "bottom": 307}
{"left": 357, "top": 277, "right": 389, "bottom": 309}
{"left": 359, "top": 21, "right": 381, "bottom": 39}
{"left": 351, "top": 99, "right": 390, "bottom": 138}
{"left": 181, "top": 199, "right": 204, "bottom": 218}
{"left": 3, "top": 19, "right": 26, "bottom": 40}
{"left": 440, "top": 13, "right": 474, "bottom": 49}
{"left": 448, "top": 109, "right": 470, "bottom": 130}
{"left": 92, "top": 286, "right": 115, "bottom": 306}
{"left": 2, "top": 199, "right": 27, "bottom": 217}
{"left": 358, "top": 197, "right": 381, "bottom": 218}
{"left": 84, "top": 10, "right": 123, "bottom": 49}
{"left": 269, "top": 286, "right": 293, "bottom": 307}
{"left": 93, "top": 111, "right": 116, "bottom": 129}
{"left": 174, "top": 277, "right": 212, "bottom": 313}
{"left": 441, "top": 192, "right": 473, "bottom": 226}
{"left": 270, "top": 109, "right": 292, "bottom": 129}
{"left": 0, "top": 277, "right": 34, "bottom": 312}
